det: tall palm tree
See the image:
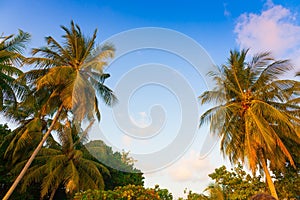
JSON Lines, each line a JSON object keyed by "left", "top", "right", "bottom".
{"left": 3, "top": 21, "right": 116, "bottom": 200}
{"left": 0, "top": 30, "right": 30, "bottom": 110}
{"left": 199, "top": 49, "right": 300, "bottom": 199}
{"left": 13, "top": 122, "right": 109, "bottom": 200}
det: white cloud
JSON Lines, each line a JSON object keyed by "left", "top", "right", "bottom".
{"left": 127, "top": 110, "right": 165, "bottom": 138}
{"left": 234, "top": 1, "right": 300, "bottom": 59}
{"left": 130, "top": 111, "right": 150, "bottom": 128}
{"left": 223, "top": 3, "right": 231, "bottom": 18}
{"left": 121, "top": 135, "right": 132, "bottom": 146}
{"left": 167, "top": 150, "right": 213, "bottom": 182}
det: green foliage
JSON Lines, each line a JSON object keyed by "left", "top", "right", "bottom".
{"left": 85, "top": 140, "right": 139, "bottom": 172}
{"left": 185, "top": 190, "right": 208, "bottom": 200}
{"left": 85, "top": 140, "right": 144, "bottom": 190}
{"left": 104, "top": 168, "right": 144, "bottom": 191}
{"left": 272, "top": 139, "right": 300, "bottom": 199}
{"left": 0, "top": 124, "right": 41, "bottom": 200}
{"left": 178, "top": 164, "right": 266, "bottom": 200}
{"left": 0, "top": 124, "right": 12, "bottom": 198}
{"left": 73, "top": 189, "right": 117, "bottom": 200}
{"left": 208, "top": 164, "right": 265, "bottom": 200}
{"left": 74, "top": 184, "right": 160, "bottom": 200}
{"left": 273, "top": 164, "right": 300, "bottom": 200}
{"left": 0, "top": 124, "right": 11, "bottom": 156}
{"left": 112, "top": 184, "right": 160, "bottom": 199}
{"left": 154, "top": 184, "right": 173, "bottom": 200}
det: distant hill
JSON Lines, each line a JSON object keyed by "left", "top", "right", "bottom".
{"left": 85, "top": 140, "right": 144, "bottom": 189}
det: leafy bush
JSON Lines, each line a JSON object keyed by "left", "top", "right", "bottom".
{"left": 154, "top": 185, "right": 173, "bottom": 200}
{"left": 74, "top": 184, "right": 160, "bottom": 200}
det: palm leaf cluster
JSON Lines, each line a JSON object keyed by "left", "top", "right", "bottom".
{"left": 0, "top": 30, "right": 30, "bottom": 110}
{"left": 13, "top": 124, "right": 109, "bottom": 200}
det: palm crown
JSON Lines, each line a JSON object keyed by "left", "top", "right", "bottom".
{"left": 25, "top": 21, "right": 116, "bottom": 122}
{"left": 15, "top": 123, "right": 109, "bottom": 200}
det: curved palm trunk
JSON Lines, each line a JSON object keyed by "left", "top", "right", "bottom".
{"left": 260, "top": 152, "right": 278, "bottom": 199}
{"left": 3, "top": 105, "right": 64, "bottom": 200}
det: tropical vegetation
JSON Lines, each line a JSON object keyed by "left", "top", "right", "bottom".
{"left": 0, "top": 22, "right": 299, "bottom": 200}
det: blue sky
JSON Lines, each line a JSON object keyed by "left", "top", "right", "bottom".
{"left": 1, "top": 0, "right": 300, "bottom": 198}
{"left": 0, "top": 0, "right": 272, "bottom": 63}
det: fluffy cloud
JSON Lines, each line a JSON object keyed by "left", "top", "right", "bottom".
{"left": 234, "top": 1, "right": 300, "bottom": 59}
{"left": 130, "top": 111, "right": 150, "bottom": 128}
{"left": 122, "top": 134, "right": 132, "bottom": 146}
{"left": 167, "top": 150, "right": 213, "bottom": 182}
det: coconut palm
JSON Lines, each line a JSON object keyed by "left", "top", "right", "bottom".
{"left": 199, "top": 49, "right": 300, "bottom": 199}
{"left": 0, "top": 30, "right": 30, "bottom": 110}
{"left": 3, "top": 21, "right": 116, "bottom": 200}
{"left": 13, "top": 122, "right": 109, "bottom": 200}
{"left": 204, "top": 183, "right": 225, "bottom": 200}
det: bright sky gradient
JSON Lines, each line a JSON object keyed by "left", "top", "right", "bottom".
{"left": 1, "top": 0, "right": 300, "bottom": 198}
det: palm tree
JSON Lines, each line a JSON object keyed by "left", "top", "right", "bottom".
{"left": 0, "top": 30, "right": 30, "bottom": 110}
{"left": 199, "top": 49, "right": 300, "bottom": 199}
{"left": 3, "top": 21, "right": 116, "bottom": 200}
{"left": 13, "top": 122, "right": 109, "bottom": 200}
{"left": 204, "top": 183, "right": 225, "bottom": 200}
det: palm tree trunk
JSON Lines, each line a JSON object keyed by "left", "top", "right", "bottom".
{"left": 49, "top": 187, "right": 57, "bottom": 200}
{"left": 260, "top": 152, "right": 278, "bottom": 199}
{"left": 3, "top": 104, "right": 64, "bottom": 200}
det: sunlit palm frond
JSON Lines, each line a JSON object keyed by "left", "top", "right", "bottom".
{"left": 4, "top": 30, "right": 30, "bottom": 54}
{"left": 204, "top": 183, "right": 225, "bottom": 200}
